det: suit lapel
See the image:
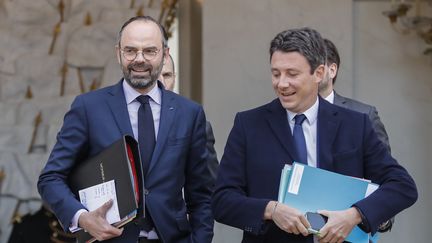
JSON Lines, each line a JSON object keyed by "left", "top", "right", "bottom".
{"left": 147, "top": 88, "right": 176, "bottom": 175}
{"left": 264, "top": 99, "right": 298, "bottom": 162}
{"left": 106, "top": 80, "right": 134, "bottom": 136}
{"left": 317, "top": 98, "right": 340, "bottom": 171}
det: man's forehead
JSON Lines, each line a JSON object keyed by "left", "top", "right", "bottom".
{"left": 121, "top": 20, "right": 163, "bottom": 44}
{"left": 162, "top": 64, "right": 173, "bottom": 73}
{"left": 165, "top": 57, "right": 174, "bottom": 68}
{"left": 271, "top": 51, "right": 309, "bottom": 66}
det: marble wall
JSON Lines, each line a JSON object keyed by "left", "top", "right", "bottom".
{"left": 202, "top": 0, "right": 432, "bottom": 242}
{"left": 0, "top": 0, "right": 169, "bottom": 241}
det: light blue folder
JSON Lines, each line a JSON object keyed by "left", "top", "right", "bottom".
{"left": 280, "top": 162, "right": 379, "bottom": 243}
{"left": 370, "top": 232, "right": 380, "bottom": 243}
{"left": 277, "top": 164, "right": 292, "bottom": 202}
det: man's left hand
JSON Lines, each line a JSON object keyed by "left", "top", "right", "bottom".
{"left": 316, "top": 207, "right": 362, "bottom": 243}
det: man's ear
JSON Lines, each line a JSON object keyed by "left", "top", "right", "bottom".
{"left": 115, "top": 45, "right": 121, "bottom": 64}
{"left": 314, "top": 64, "right": 325, "bottom": 83}
{"left": 329, "top": 63, "right": 338, "bottom": 79}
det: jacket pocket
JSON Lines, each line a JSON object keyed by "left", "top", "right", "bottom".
{"left": 175, "top": 213, "right": 191, "bottom": 232}
{"left": 333, "top": 148, "right": 359, "bottom": 162}
{"left": 167, "top": 135, "right": 190, "bottom": 146}
{"left": 333, "top": 148, "right": 363, "bottom": 176}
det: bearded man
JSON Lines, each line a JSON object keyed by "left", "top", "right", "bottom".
{"left": 38, "top": 16, "right": 215, "bottom": 243}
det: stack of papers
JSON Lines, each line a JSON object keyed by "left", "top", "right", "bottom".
{"left": 278, "top": 162, "right": 379, "bottom": 243}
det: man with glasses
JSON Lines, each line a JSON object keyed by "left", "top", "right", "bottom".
{"left": 38, "top": 16, "right": 214, "bottom": 243}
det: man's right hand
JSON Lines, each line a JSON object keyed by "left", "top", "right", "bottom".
{"left": 78, "top": 199, "right": 123, "bottom": 241}
{"left": 264, "top": 201, "right": 310, "bottom": 236}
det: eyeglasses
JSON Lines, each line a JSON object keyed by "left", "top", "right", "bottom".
{"left": 120, "top": 47, "right": 161, "bottom": 61}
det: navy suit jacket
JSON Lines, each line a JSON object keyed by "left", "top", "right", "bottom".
{"left": 38, "top": 81, "right": 214, "bottom": 243}
{"left": 212, "top": 97, "right": 417, "bottom": 243}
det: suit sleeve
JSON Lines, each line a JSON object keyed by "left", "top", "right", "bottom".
{"left": 352, "top": 115, "right": 417, "bottom": 234}
{"left": 184, "top": 107, "right": 215, "bottom": 243}
{"left": 37, "top": 96, "right": 89, "bottom": 231}
{"left": 205, "top": 121, "right": 219, "bottom": 181}
{"left": 367, "top": 106, "right": 391, "bottom": 152}
{"left": 212, "top": 113, "right": 270, "bottom": 235}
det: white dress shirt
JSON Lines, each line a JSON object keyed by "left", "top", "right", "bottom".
{"left": 286, "top": 97, "right": 319, "bottom": 168}
{"left": 286, "top": 97, "right": 320, "bottom": 243}
{"left": 323, "top": 90, "right": 335, "bottom": 104}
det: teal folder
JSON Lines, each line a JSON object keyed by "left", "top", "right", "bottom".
{"left": 277, "top": 164, "right": 292, "bottom": 202}
{"left": 370, "top": 232, "right": 380, "bottom": 243}
{"left": 279, "top": 162, "right": 379, "bottom": 243}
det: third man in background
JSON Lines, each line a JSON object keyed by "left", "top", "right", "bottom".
{"left": 319, "top": 38, "right": 394, "bottom": 233}
{"left": 318, "top": 38, "right": 391, "bottom": 152}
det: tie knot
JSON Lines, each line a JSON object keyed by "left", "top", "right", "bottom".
{"left": 136, "top": 95, "right": 150, "bottom": 105}
{"left": 294, "top": 114, "right": 307, "bottom": 125}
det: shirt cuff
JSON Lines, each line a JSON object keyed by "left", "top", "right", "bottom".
{"left": 69, "top": 209, "right": 88, "bottom": 233}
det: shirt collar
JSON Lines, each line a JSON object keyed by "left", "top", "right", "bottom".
{"left": 286, "top": 97, "right": 319, "bottom": 125}
{"left": 323, "top": 90, "right": 335, "bottom": 104}
{"left": 122, "top": 79, "right": 162, "bottom": 105}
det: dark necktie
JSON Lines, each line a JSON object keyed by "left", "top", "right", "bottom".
{"left": 136, "top": 95, "right": 156, "bottom": 232}
{"left": 293, "top": 114, "right": 308, "bottom": 164}
{"left": 136, "top": 95, "right": 155, "bottom": 175}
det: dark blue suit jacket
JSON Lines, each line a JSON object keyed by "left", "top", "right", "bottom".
{"left": 38, "top": 81, "right": 214, "bottom": 243}
{"left": 212, "top": 97, "right": 417, "bottom": 243}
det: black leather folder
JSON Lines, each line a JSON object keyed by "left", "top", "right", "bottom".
{"left": 68, "top": 135, "right": 143, "bottom": 243}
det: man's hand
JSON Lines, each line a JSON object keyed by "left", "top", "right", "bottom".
{"left": 78, "top": 199, "right": 123, "bottom": 241}
{"left": 317, "top": 207, "right": 362, "bottom": 243}
{"left": 264, "top": 201, "right": 310, "bottom": 236}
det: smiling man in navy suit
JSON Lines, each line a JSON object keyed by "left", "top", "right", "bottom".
{"left": 212, "top": 28, "right": 417, "bottom": 243}
{"left": 38, "top": 16, "right": 214, "bottom": 243}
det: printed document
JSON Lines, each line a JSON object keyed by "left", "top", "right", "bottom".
{"left": 78, "top": 180, "right": 120, "bottom": 224}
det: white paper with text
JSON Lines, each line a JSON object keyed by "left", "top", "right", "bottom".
{"left": 78, "top": 180, "right": 120, "bottom": 224}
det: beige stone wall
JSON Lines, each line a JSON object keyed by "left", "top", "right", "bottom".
{"left": 0, "top": 0, "right": 173, "bottom": 241}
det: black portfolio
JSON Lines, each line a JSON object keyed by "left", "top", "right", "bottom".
{"left": 68, "top": 135, "right": 143, "bottom": 243}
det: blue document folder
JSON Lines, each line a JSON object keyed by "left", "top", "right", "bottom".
{"left": 370, "top": 232, "right": 379, "bottom": 243}
{"left": 280, "top": 162, "right": 379, "bottom": 243}
{"left": 277, "top": 164, "right": 292, "bottom": 202}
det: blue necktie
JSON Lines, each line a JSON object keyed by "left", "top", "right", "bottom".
{"left": 293, "top": 114, "right": 308, "bottom": 164}
{"left": 136, "top": 95, "right": 156, "bottom": 231}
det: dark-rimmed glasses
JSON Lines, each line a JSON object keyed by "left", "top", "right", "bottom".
{"left": 120, "top": 48, "right": 160, "bottom": 61}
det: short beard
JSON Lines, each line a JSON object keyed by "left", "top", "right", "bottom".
{"left": 121, "top": 56, "right": 164, "bottom": 90}
{"left": 125, "top": 74, "right": 156, "bottom": 90}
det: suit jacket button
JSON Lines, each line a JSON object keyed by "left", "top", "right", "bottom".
{"left": 144, "top": 189, "right": 149, "bottom": 195}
